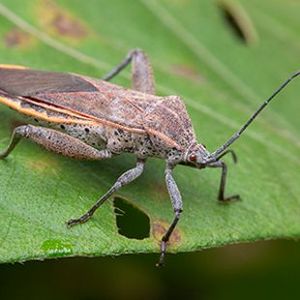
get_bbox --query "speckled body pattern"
[0,68,198,162]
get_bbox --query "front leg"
[157,163,183,267]
[208,161,240,202]
[0,125,111,160]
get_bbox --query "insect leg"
[208,161,240,202]
[157,164,183,267]
[0,125,112,160]
[102,49,155,94]
[0,126,22,159]
[67,159,145,227]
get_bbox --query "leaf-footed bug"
[0,49,298,266]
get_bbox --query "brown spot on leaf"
[170,64,205,84]
[51,12,87,38]
[4,28,33,49]
[26,156,60,172]
[152,220,182,245]
[38,0,88,41]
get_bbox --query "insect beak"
[195,149,211,168]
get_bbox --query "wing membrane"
[0,68,160,129]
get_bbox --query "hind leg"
[102,49,155,95]
[0,125,112,160]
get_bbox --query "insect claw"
[66,219,77,228]
[156,252,166,268]
[66,209,95,228]
[155,261,164,268]
[66,217,86,227]
[219,194,241,204]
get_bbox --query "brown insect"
[0,49,298,266]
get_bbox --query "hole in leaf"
[113,197,150,240]
[220,4,246,42]
[218,0,258,45]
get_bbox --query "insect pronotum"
[0,49,298,266]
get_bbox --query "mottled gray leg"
[0,125,111,160]
[208,161,240,202]
[157,163,183,267]
[67,159,145,227]
[102,48,155,94]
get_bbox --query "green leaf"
[0,0,299,263]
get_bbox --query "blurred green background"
[0,0,300,298]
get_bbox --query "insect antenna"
[207,71,300,163]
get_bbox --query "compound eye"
[189,153,197,162]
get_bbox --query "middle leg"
[67,158,146,226]
[208,161,240,202]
